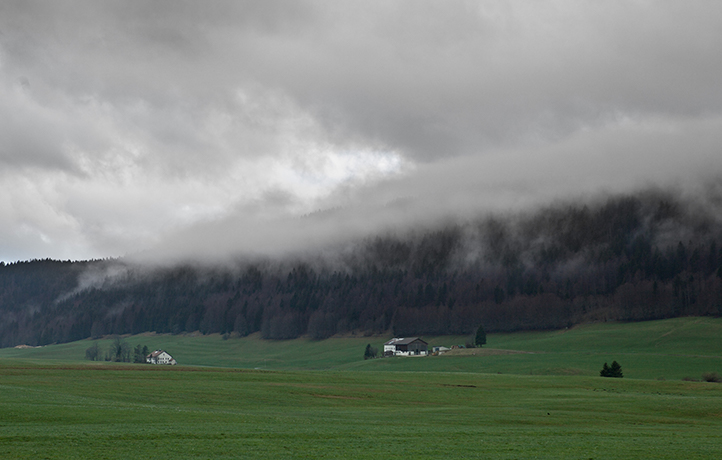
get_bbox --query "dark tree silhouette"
[600,361,623,378]
[475,325,487,347]
[364,344,378,360]
[85,342,101,361]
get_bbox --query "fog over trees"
[1,189,721,347]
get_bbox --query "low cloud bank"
[134,114,722,265]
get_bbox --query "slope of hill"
[2,317,720,381]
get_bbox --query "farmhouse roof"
[147,349,166,358]
[384,337,427,345]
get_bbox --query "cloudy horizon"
[2,1,722,263]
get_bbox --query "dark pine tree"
[475,324,487,347]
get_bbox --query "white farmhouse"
[146,350,177,365]
[383,337,428,357]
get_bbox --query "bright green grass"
[1,361,721,459]
[1,317,721,380]
[346,317,722,380]
[491,316,722,355]
[0,332,379,369]
[1,318,721,458]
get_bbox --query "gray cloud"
[1,1,722,262]
[135,112,722,265]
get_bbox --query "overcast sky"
[2,1,722,263]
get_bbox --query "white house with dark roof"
[146,350,177,365]
[383,337,428,357]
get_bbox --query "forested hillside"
[1,190,722,347]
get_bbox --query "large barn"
[383,337,428,357]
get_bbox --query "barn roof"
[384,337,427,345]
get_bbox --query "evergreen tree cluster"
[600,361,623,378]
[1,190,722,347]
[84,338,149,363]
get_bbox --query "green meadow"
[3,317,720,380]
[1,317,721,458]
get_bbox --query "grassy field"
[2,317,720,380]
[1,317,721,458]
[1,361,721,459]
[351,317,722,380]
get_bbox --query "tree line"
[1,189,721,347]
[84,337,150,363]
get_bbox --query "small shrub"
[702,372,721,383]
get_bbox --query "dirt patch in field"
[311,394,365,400]
[267,383,333,390]
[439,348,536,357]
